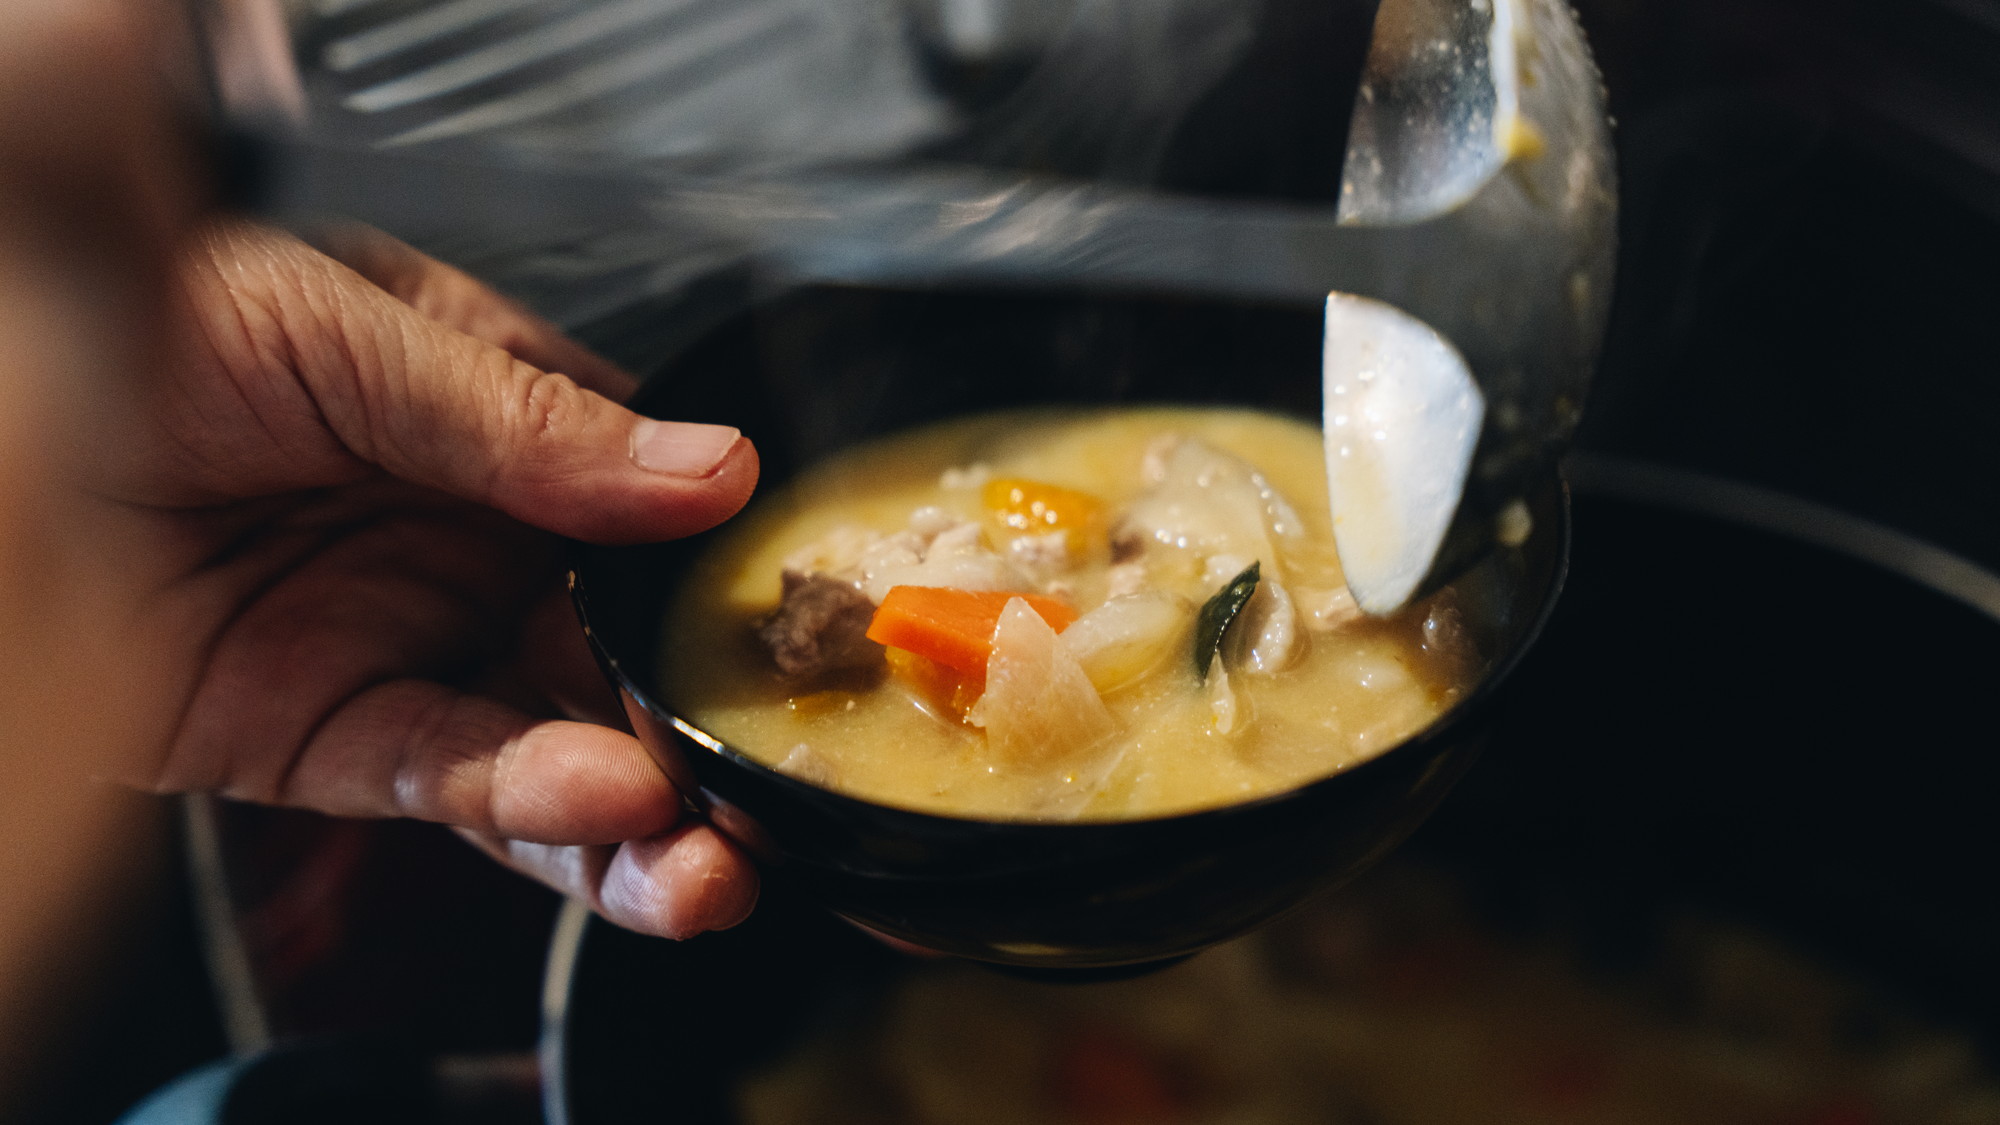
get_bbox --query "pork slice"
[757,571,885,683]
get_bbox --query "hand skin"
[0,0,211,1094]
[100,219,765,938]
[1,0,762,958]
[1,1,770,1108]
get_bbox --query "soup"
[662,407,1480,820]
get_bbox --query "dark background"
[28,0,2000,1120]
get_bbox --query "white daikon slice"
[1059,592,1192,694]
[968,598,1117,767]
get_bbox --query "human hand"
[86,219,762,939]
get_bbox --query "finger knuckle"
[513,367,583,448]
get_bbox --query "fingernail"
[709,874,759,934]
[630,420,739,477]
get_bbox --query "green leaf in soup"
[1193,561,1260,679]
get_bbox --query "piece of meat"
[776,742,839,788]
[1297,585,1363,632]
[1005,530,1075,584]
[757,571,885,683]
[1118,437,1307,565]
[781,523,886,578]
[1237,576,1301,674]
[908,505,958,539]
[856,521,1030,602]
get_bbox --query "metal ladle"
[222,0,1614,613]
[1314,0,1616,612]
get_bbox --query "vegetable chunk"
[969,598,1118,769]
[866,586,1077,675]
[1193,562,1260,678]
[1059,592,1192,694]
[983,478,1107,541]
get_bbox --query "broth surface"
[662,408,1478,819]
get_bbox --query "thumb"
[187,221,758,543]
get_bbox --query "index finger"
[311,224,638,401]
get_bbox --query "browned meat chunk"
[757,571,885,683]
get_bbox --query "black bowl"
[569,284,1569,969]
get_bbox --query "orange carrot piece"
[865,586,1077,676]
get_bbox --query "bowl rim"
[569,472,1571,834]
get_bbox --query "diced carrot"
[982,478,1107,541]
[865,586,1077,676]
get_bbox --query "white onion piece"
[968,599,1117,769]
[1059,592,1192,694]
[1122,439,1306,567]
